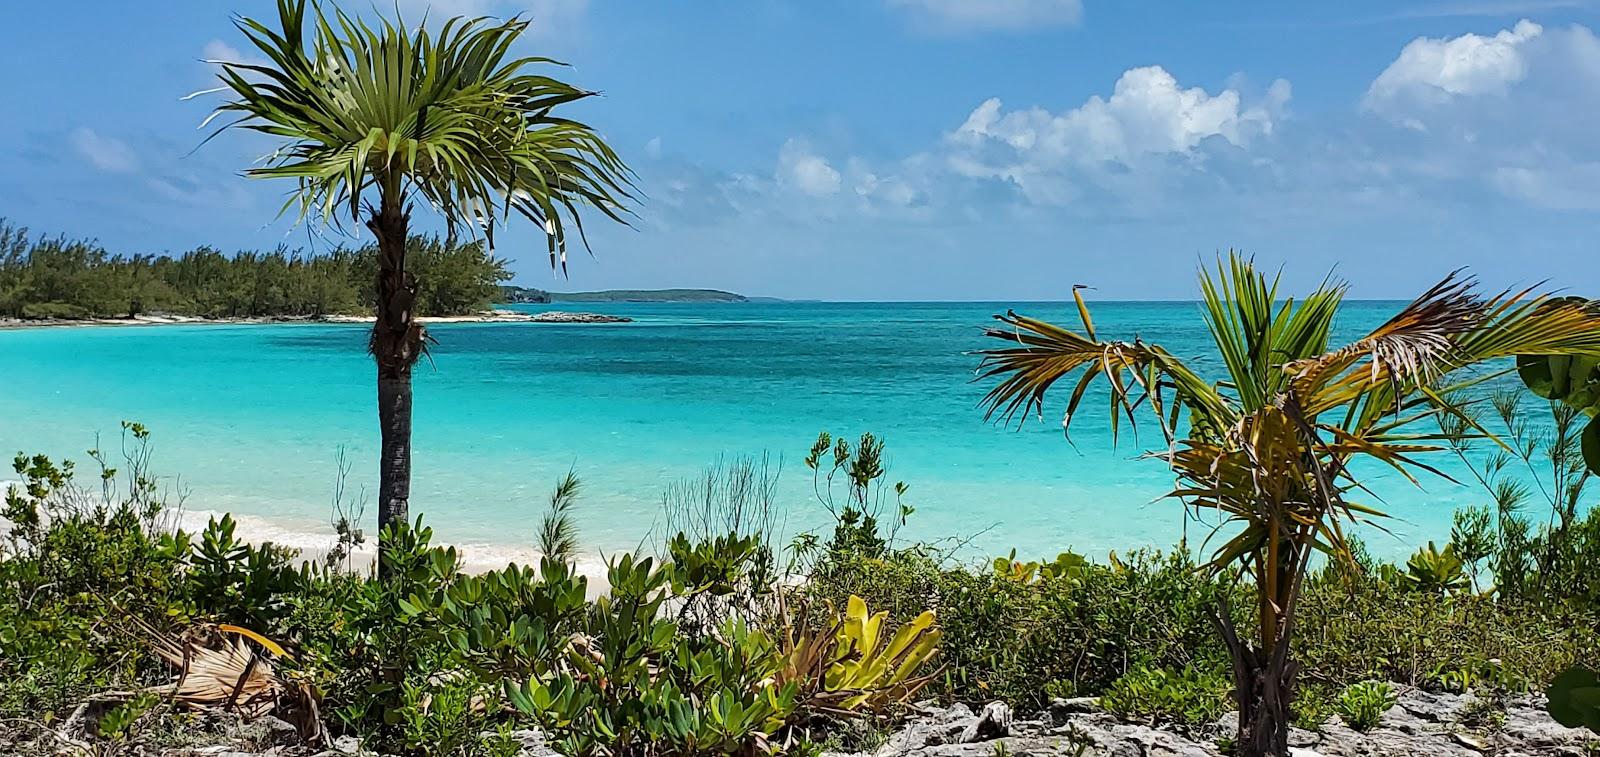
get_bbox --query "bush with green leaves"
[1335,681,1395,731]
[1295,568,1595,695]
[1099,664,1232,729]
[805,544,1232,709]
[1395,542,1469,595]
[189,513,304,629]
[1442,390,1600,608]
[504,552,801,757]
[0,426,193,718]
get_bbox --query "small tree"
[202,0,634,571]
[975,254,1600,756]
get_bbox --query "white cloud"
[887,0,1081,32]
[1493,162,1600,210]
[944,66,1289,204]
[776,139,842,196]
[1364,20,1542,123]
[952,68,1288,163]
[392,0,588,34]
[854,171,921,207]
[645,136,663,159]
[201,39,274,73]
[1354,20,1600,211]
[202,40,244,64]
[70,128,139,173]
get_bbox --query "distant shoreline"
[499,285,756,304]
[0,309,633,331]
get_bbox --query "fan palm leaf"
[201,0,634,268]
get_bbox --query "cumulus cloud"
[647,18,1600,237]
[1354,19,1600,212]
[886,0,1081,32]
[944,66,1289,204]
[69,128,139,173]
[776,139,842,196]
[1364,20,1542,125]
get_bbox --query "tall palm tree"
[200,0,634,569]
[976,254,1600,757]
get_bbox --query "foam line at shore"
[0,480,614,591]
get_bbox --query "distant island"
[500,286,751,304]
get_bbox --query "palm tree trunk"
[1214,598,1298,757]
[367,196,422,578]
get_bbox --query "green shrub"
[189,514,303,629]
[1292,684,1338,731]
[20,301,90,319]
[504,553,800,757]
[806,546,1234,708]
[1099,664,1232,728]
[1294,573,1597,693]
[1397,542,1469,595]
[1335,681,1395,731]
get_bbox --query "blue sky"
[3,1,1599,300]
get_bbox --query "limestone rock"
[853,690,1598,757]
[958,702,1013,743]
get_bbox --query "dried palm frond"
[1288,271,1481,395]
[125,617,324,743]
[131,618,282,718]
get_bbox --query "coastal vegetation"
[3,422,1599,755]
[0,220,509,320]
[973,255,1600,755]
[201,0,635,566]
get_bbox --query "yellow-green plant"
[1398,541,1469,595]
[1335,680,1395,731]
[992,550,1089,584]
[975,254,1600,757]
[778,595,941,717]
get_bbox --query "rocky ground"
[5,690,1592,756]
[834,690,1598,757]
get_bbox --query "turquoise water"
[0,301,1501,562]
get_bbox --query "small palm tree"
[201,0,633,570]
[976,254,1600,757]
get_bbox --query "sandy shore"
[0,310,631,330]
[0,480,615,593]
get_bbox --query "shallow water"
[0,300,1514,563]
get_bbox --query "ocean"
[0,300,1512,565]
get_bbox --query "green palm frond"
[976,287,1230,442]
[199,0,635,272]
[1197,253,1344,413]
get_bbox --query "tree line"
[0,220,511,319]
